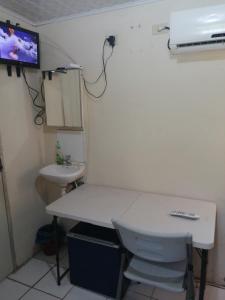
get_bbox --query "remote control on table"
[170,210,200,220]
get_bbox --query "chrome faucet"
[64,155,72,166]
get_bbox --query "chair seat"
[124,256,186,293]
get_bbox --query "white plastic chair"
[112,219,195,300]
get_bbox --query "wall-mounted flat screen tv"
[0,21,40,69]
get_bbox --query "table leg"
[53,216,61,286]
[116,250,126,300]
[199,250,208,300]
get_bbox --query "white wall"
[0,147,13,279]
[0,10,49,266]
[57,131,86,163]
[39,0,225,283]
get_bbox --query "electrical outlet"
[106,35,117,47]
[152,23,169,35]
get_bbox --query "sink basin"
[39,163,85,185]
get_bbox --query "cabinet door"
[0,161,13,281]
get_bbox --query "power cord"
[82,36,115,99]
[167,38,171,50]
[22,68,45,125]
[157,26,171,50]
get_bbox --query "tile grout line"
[15,249,69,299]
[32,287,62,299]
[6,254,166,300]
[18,286,34,300]
[61,285,74,300]
[30,263,71,299]
[34,248,72,299]
[5,278,33,300]
[7,260,56,300]
[18,265,56,300]
[6,277,31,288]
[17,287,33,300]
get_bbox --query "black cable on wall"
[82,37,115,99]
[22,68,45,126]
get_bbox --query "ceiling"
[0,0,148,25]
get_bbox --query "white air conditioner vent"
[170,5,225,53]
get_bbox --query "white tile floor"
[9,258,52,286]
[0,249,225,300]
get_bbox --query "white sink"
[39,163,85,185]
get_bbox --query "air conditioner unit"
[169,5,225,54]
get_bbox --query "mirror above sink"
[44,69,83,130]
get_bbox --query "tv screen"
[0,21,40,68]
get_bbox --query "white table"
[118,192,216,250]
[47,184,141,228]
[46,184,216,300]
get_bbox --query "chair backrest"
[112,219,192,263]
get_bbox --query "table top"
[118,192,216,250]
[46,184,140,228]
[46,184,216,250]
